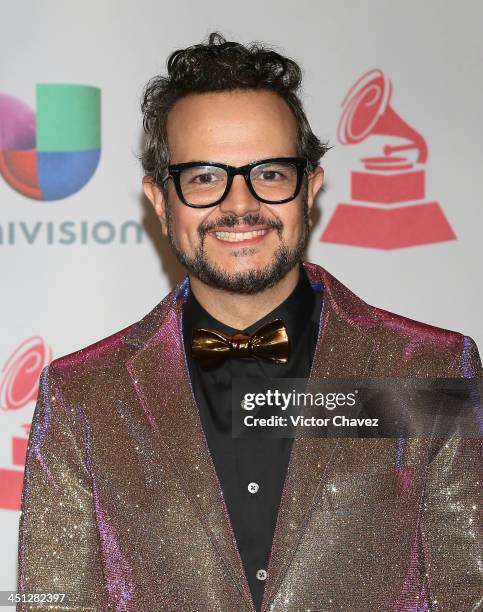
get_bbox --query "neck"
[188,264,301,330]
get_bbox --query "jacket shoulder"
[303,261,481,376]
[372,304,462,343]
[47,320,137,382]
[47,278,184,378]
[368,304,481,377]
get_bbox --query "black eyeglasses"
[161,157,309,208]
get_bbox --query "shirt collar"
[182,261,316,350]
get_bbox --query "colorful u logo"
[0,84,101,201]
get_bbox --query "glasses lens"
[179,165,227,206]
[250,161,299,202]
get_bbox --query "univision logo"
[0,83,101,201]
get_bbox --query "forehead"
[166,89,298,164]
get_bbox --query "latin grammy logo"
[0,424,30,511]
[0,336,51,510]
[321,69,456,249]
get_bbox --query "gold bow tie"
[191,318,290,369]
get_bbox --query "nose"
[218,174,261,216]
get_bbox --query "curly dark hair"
[140,31,329,190]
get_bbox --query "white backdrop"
[1,0,482,599]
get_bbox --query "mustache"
[199,213,283,236]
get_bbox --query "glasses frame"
[161,157,309,208]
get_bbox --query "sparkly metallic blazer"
[18,261,482,612]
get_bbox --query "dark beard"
[164,193,310,295]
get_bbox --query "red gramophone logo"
[321,69,456,249]
[0,337,52,510]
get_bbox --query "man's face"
[144,89,324,294]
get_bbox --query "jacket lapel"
[261,262,381,611]
[124,278,255,611]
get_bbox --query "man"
[18,32,481,611]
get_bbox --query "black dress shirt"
[182,262,323,611]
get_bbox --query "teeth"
[214,229,268,242]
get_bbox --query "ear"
[143,176,168,236]
[306,166,324,227]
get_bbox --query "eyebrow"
[171,157,295,166]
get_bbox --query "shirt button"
[247,482,259,494]
[256,569,267,581]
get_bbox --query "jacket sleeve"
[421,336,483,611]
[17,364,107,611]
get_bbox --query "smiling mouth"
[211,228,270,242]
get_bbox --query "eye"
[259,170,284,181]
[251,162,295,183]
[181,166,226,188]
[190,172,218,184]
